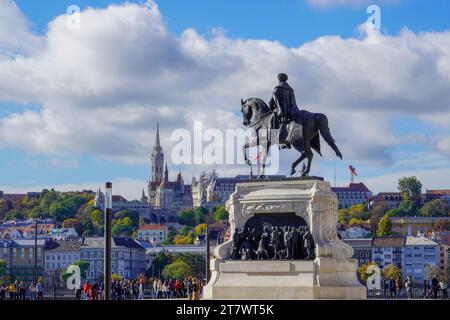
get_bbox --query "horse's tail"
[316,113,343,159]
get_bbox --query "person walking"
[29,283,36,300]
[36,281,43,300]
[395,278,403,299]
[404,275,413,299]
[439,278,448,300]
[191,278,201,300]
[431,276,439,299]
[138,279,144,300]
[83,281,91,300]
[7,282,16,300]
[389,278,397,299]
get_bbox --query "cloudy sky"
[0,0,449,200]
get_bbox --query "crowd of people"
[0,280,43,300]
[73,276,204,300]
[151,277,204,300]
[387,275,448,299]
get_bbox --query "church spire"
[155,121,160,146]
[164,162,169,182]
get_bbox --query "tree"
[162,227,177,245]
[60,260,90,281]
[369,202,389,231]
[377,214,392,237]
[178,209,195,226]
[398,176,422,202]
[420,199,450,217]
[425,265,448,281]
[0,259,6,277]
[195,223,207,236]
[348,218,364,227]
[357,262,379,283]
[162,260,193,279]
[382,264,402,280]
[91,209,104,225]
[348,203,369,220]
[433,219,450,232]
[193,207,206,225]
[213,205,229,222]
[338,209,350,224]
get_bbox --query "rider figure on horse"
[268,73,299,149]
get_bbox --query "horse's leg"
[242,143,251,166]
[258,140,269,179]
[302,149,313,176]
[291,153,307,176]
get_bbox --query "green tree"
[369,202,389,231]
[162,260,193,279]
[348,203,368,220]
[388,200,419,217]
[357,262,379,283]
[338,209,350,224]
[178,209,195,226]
[162,227,177,245]
[348,218,364,227]
[91,209,104,225]
[420,199,449,217]
[60,260,90,281]
[398,176,422,202]
[382,264,402,280]
[195,223,207,236]
[377,214,392,237]
[0,259,6,277]
[213,205,229,222]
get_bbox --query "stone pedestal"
[203,178,366,300]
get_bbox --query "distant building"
[137,224,167,245]
[44,240,81,280]
[372,192,403,209]
[147,122,192,210]
[340,227,371,239]
[80,237,146,281]
[425,189,450,203]
[390,217,450,236]
[372,237,406,270]
[331,182,372,209]
[192,171,284,208]
[0,239,46,282]
[0,191,40,203]
[342,238,372,266]
[403,236,438,282]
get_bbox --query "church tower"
[151,122,164,183]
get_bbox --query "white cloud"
[0,1,449,185]
[307,0,400,9]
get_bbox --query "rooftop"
[406,236,438,246]
[372,237,406,247]
[139,224,167,231]
[332,182,371,193]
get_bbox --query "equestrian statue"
[241,73,342,178]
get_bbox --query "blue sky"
[1,0,450,199]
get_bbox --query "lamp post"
[104,182,112,300]
[205,225,210,283]
[34,217,38,285]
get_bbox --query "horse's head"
[241,98,253,126]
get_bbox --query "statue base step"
[203,258,366,300]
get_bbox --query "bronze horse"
[241,98,342,178]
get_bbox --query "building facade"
[0,239,46,282]
[44,240,81,274]
[391,217,450,236]
[137,224,167,245]
[80,237,146,281]
[331,182,373,209]
[372,237,405,270]
[403,236,439,282]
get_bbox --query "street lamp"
[205,225,210,283]
[104,182,112,300]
